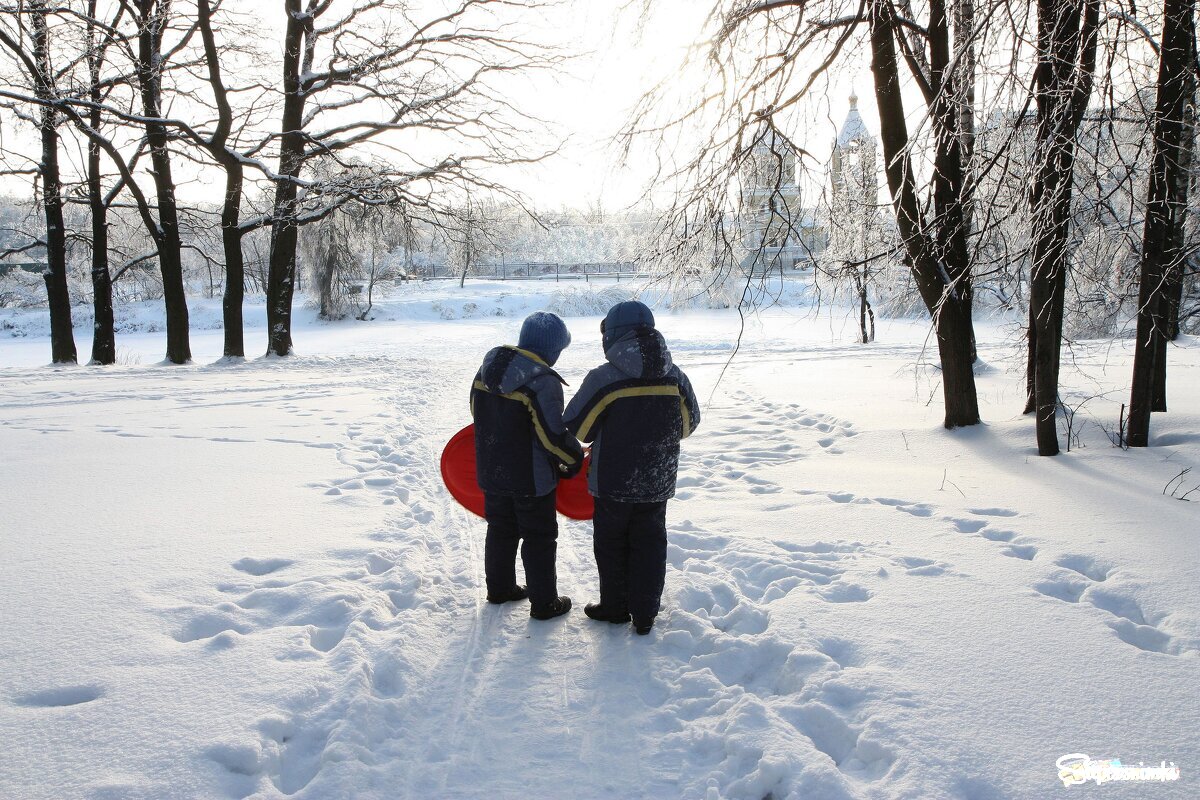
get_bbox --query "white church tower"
[828,92,881,258]
[825,93,891,343]
[739,124,805,273]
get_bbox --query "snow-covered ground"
[1,281,1197,799]
[0,273,813,341]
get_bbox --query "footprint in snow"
[781,701,898,781]
[1000,542,1039,560]
[968,507,1019,518]
[979,528,1016,543]
[365,553,395,575]
[815,636,863,669]
[173,609,252,643]
[12,685,105,708]
[232,556,294,576]
[257,716,329,795]
[870,496,936,518]
[947,516,988,534]
[1033,560,1189,655]
[818,582,873,603]
[1055,553,1111,582]
[204,742,262,778]
[1032,576,1089,603]
[891,555,952,577]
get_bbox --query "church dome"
[836,93,873,148]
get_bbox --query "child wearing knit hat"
[564,301,701,635]
[469,312,582,620]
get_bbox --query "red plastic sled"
[440,424,594,520]
[554,450,594,521]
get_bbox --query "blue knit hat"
[602,300,655,351]
[518,311,571,366]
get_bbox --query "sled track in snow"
[142,356,488,795]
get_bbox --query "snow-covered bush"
[545,285,634,316]
[0,269,46,308]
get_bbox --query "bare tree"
[624,0,997,427]
[2,2,219,364]
[27,0,278,361]
[79,0,129,364]
[125,0,190,364]
[193,0,275,359]
[0,0,78,363]
[302,208,358,321]
[453,196,499,288]
[262,0,555,356]
[866,0,980,427]
[1128,0,1197,446]
[1024,0,1100,455]
[954,0,979,357]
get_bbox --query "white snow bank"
[0,273,828,344]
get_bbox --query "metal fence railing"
[416,262,640,283]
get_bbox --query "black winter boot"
[530,596,572,620]
[633,616,654,635]
[585,603,631,624]
[487,585,528,605]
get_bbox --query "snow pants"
[483,490,559,608]
[592,497,668,621]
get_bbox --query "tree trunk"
[1164,256,1186,345]
[86,12,115,366]
[1025,0,1099,455]
[1022,324,1036,414]
[221,165,246,357]
[1152,30,1196,407]
[1028,137,1073,456]
[1164,29,1197,346]
[854,270,874,343]
[265,0,311,357]
[87,119,115,365]
[39,116,76,365]
[135,0,190,364]
[868,0,980,427]
[953,0,978,364]
[1128,0,1196,446]
[32,2,77,364]
[860,282,869,343]
[359,242,375,321]
[316,229,337,319]
[936,293,979,425]
[196,0,245,358]
[867,293,876,342]
[954,0,976,229]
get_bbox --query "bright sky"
[507,0,878,210]
[0,0,877,213]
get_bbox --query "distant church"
[737,95,885,275]
[738,125,821,274]
[826,93,887,267]
[830,94,877,223]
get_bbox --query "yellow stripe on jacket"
[574,384,693,443]
[472,379,578,465]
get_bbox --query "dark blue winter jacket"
[563,327,700,503]
[471,345,583,498]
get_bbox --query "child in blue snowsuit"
[471,312,582,620]
[564,301,700,634]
